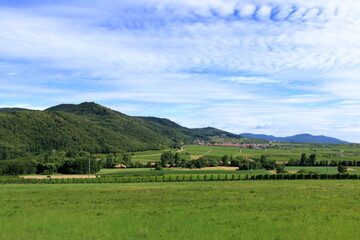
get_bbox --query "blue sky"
[1,0,360,142]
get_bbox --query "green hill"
[192,127,241,138]
[46,102,203,148]
[0,102,216,160]
[1,102,267,162]
[0,110,153,159]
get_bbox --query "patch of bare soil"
[201,166,238,170]
[21,175,97,179]
[190,155,201,160]
[176,166,238,171]
[268,170,276,174]
[347,168,357,171]
[176,148,185,152]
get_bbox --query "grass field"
[285,166,360,174]
[130,144,360,164]
[97,166,360,176]
[1,181,360,239]
[98,167,269,175]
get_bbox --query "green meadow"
[1,181,360,240]
[97,166,360,176]
[130,144,360,163]
[98,168,269,176]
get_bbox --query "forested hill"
[1,102,240,160]
[192,127,241,138]
[46,102,209,147]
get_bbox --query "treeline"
[1,172,360,184]
[157,152,358,174]
[286,153,360,166]
[157,152,285,172]
[0,150,135,175]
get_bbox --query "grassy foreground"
[1,181,360,240]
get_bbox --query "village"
[194,139,274,149]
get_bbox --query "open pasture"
[1,181,360,239]
[182,144,360,163]
[98,167,269,176]
[98,166,360,176]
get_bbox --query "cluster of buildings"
[194,140,272,149]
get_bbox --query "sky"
[1,0,360,142]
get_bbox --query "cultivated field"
[98,167,269,176]
[130,144,360,164]
[97,166,360,176]
[1,181,360,239]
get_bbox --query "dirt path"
[234,150,242,157]
[191,149,214,160]
[347,168,358,171]
[176,166,238,171]
[176,147,185,153]
[134,148,185,157]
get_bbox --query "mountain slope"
[46,102,203,147]
[240,133,349,143]
[0,110,158,159]
[1,102,218,159]
[192,127,241,138]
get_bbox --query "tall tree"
[300,153,307,166]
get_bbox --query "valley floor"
[1,181,360,239]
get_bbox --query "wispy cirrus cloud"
[1,0,360,141]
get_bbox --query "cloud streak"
[1,0,360,141]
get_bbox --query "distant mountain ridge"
[240,133,349,143]
[0,107,31,112]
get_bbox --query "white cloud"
[239,4,256,17]
[1,0,360,141]
[221,76,278,84]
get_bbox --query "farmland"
[1,181,360,239]
[98,167,270,176]
[97,166,360,176]
[129,144,360,164]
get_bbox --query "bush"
[276,165,286,174]
[155,162,163,170]
[338,165,347,173]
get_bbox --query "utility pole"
[88,158,91,177]
[327,160,329,179]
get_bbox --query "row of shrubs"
[1,173,360,184]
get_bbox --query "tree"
[154,162,163,170]
[300,153,307,166]
[276,164,286,174]
[238,160,250,170]
[260,155,267,164]
[160,152,174,167]
[122,153,132,167]
[174,153,181,167]
[337,165,347,173]
[308,154,316,166]
[58,156,101,174]
[221,155,229,166]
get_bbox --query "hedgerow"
[1,173,360,184]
